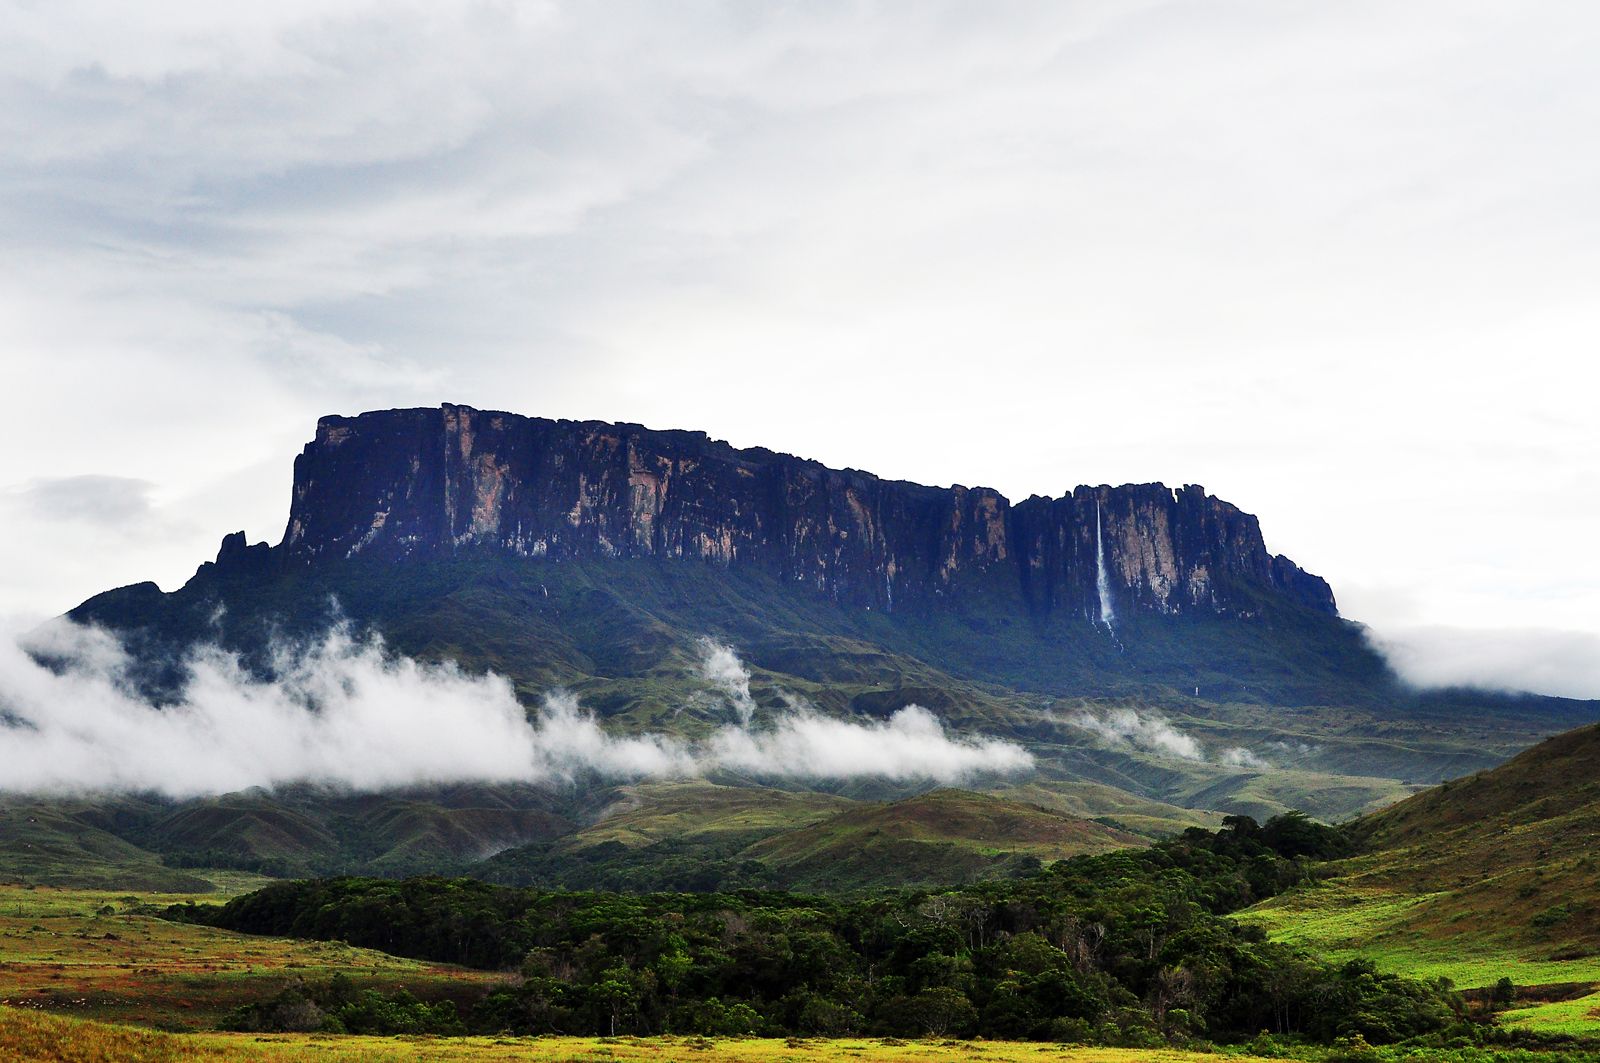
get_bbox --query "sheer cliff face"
[278,404,1335,619]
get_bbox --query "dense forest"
[164,813,1493,1047]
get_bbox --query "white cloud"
[0,623,1031,797]
[1218,746,1270,770]
[708,704,1032,782]
[1366,624,1600,701]
[1069,706,1274,769]
[1070,707,1204,762]
[698,637,757,727]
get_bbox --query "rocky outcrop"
[252,404,1334,620]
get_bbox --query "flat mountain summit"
[273,403,1335,618]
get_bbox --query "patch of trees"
[222,973,464,1035]
[167,813,1458,1045]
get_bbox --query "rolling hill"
[739,788,1142,890]
[1240,720,1600,992]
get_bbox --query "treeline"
[167,812,1459,1045]
[223,974,464,1036]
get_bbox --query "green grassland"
[1501,989,1600,1036]
[565,781,855,848]
[0,1007,1292,1063]
[1237,723,1600,1044]
[461,785,1159,891]
[739,788,1139,890]
[0,801,218,891]
[0,879,498,1031]
[1238,879,1600,990]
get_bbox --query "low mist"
[0,623,1031,798]
[1070,706,1271,770]
[1365,624,1600,701]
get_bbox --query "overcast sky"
[2,1,1597,697]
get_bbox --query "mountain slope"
[1240,721,1600,989]
[471,785,1144,892]
[741,789,1142,890]
[0,801,212,891]
[23,403,1600,885]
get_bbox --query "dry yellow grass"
[0,1006,1266,1063]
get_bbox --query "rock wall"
[266,404,1335,618]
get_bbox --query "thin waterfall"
[1095,499,1116,628]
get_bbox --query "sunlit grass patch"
[1502,990,1600,1037]
[1237,880,1600,989]
[0,882,498,1030]
[0,1008,1282,1063]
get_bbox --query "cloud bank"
[0,624,1030,798]
[1365,625,1600,701]
[695,640,1032,781]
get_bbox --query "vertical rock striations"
[270,404,1335,621]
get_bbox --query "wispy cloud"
[1069,706,1272,770]
[10,475,156,525]
[1070,706,1204,762]
[698,636,757,727]
[1218,746,1269,770]
[695,639,1031,781]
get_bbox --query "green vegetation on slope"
[740,789,1141,891]
[1239,722,1600,999]
[0,879,497,1031]
[71,553,1596,830]
[0,1007,1305,1063]
[478,786,1144,893]
[0,801,214,892]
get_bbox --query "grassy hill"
[0,878,497,1031]
[1240,722,1600,997]
[1,787,575,886]
[0,801,213,892]
[477,785,1147,891]
[3,783,1146,895]
[564,780,855,848]
[741,789,1142,890]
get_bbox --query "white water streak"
[1095,499,1116,628]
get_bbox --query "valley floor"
[8,876,1600,1061]
[0,1009,1274,1063]
[0,880,497,1031]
